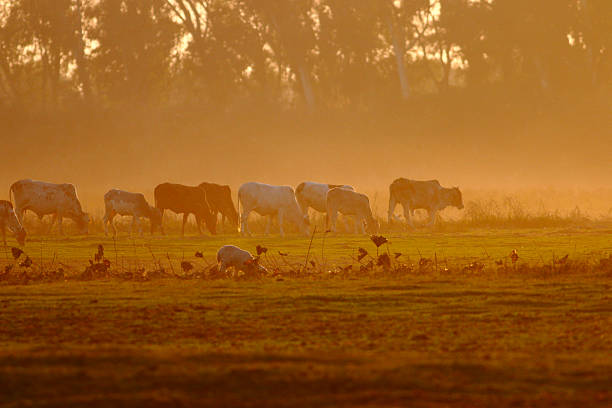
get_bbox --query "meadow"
[1,221,612,407]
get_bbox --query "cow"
[9,179,90,235]
[216,245,267,278]
[153,183,216,236]
[326,187,378,234]
[238,182,309,237]
[0,200,26,246]
[295,181,354,215]
[103,189,162,236]
[388,178,464,227]
[198,182,239,230]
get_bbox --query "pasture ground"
[1,229,611,407]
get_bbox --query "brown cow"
[154,183,216,236]
[198,182,239,229]
[388,178,463,227]
[0,200,26,246]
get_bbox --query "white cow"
[10,179,90,235]
[0,200,26,246]
[217,245,268,278]
[103,189,162,236]
[326,187,378,234]
[295,181,354,214]
[238,182,309,236]
[295,181,355,231]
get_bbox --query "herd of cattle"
[0,178,464,246]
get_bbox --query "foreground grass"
[1,275,611,407]
[4,227,612,273]
[1,229,611,407]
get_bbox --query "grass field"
[1,228,611,407]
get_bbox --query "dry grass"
[1,275,611,407]
[1,228,611,406]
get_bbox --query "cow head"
[366,217,380,234]
[440,187,463,211]
[149,207,163,234]
[221,185,239,226]
[200,206,217,235]
[15,228,27,246]
[451,187,464,210]
[2,204,26,245]
[243,257,268,277]
[299,214,310,235]
[226,206,239,227]
[74,212,90,234]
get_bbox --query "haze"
[0,0,610,213]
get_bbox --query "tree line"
[0,0,610,114]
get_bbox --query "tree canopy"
[0,0,609,113]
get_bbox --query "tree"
[249,0,317,110]
[167,0,269,108]
[88,0,179,106]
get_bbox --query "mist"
[0,0,610,213]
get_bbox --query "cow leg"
[104,210,116,236]
[137,216,143,236]
[265,215,273,235]
[105,212,116,236]
[38,213,47,234]
[403,203,415,228]
[353,216,360,234]
[159,209,166,235]
[278,210,285,237]
[55,214,64,235]
[48,214,57,234]
[195,214,205,236]
[133,216,143,236]
[103,211,110,236]
[340,215,351,233]
[240,209,251,236]
[328,210,338,233]
[110,213,117,236]
[388,195,397,224]
[217,261,227,277]
[427,208,437,227]
[181,213,189,237]
[212,211,219,230]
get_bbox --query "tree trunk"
[50,43,61,107]
[296,62,315,111]
[41,48,49,110]
[0,55,21,106]
[74,0,93,101]
[387,16,410,100]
